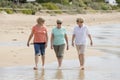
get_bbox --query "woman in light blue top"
[51,19,69,69]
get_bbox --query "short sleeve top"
[52,27,66,45]
[32,25,47,43]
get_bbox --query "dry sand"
[0,12,120,67]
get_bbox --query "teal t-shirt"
[52,27,66,45]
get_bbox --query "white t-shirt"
[73,25,90,45]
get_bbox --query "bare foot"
[80,66,84,70]
[33,67,38,70]
[42,66,45,69]
[58,67,62,69]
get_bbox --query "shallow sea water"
[0,55,120,80]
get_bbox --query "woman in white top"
[72,18,93,70]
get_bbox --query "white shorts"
[76,45,86,54]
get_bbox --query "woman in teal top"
[51,19,69,69]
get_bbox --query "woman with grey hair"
[51,19,69,69]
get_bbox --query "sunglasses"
[57,23,62,24]
[77,21,83,23]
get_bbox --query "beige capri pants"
[76,45,86,54]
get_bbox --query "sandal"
[33,67,38,70]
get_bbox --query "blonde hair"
[76,18,84,23]
[37,17,45,24]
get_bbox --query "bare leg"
[34,55,39,69]
[57,57,63,68]
[79,54,84,70]
[41,55,45,67]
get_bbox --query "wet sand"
[0,12,120,80]
[0,54,120,80]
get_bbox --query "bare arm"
[65,34,69,50]
[72,34,75,47]
[88,34,93,46]
[50,33,54,49]
[45,32,48,48]
[27,31,33,47]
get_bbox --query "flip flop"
[33,67,38,70]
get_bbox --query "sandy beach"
[0,12,120,67]
[0,12,120,80]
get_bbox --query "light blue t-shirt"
[52,27,66,45]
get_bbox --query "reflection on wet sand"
[34,69,45,80]
[0,55,120,80]
[54,69,63,79]
[79,70,85,80]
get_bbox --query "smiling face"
[77,21,83,27]
[57,22,62,28]
[56,19,62,28]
